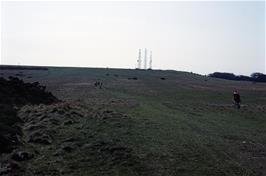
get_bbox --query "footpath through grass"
[107,83,266,176]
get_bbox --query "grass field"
[1,67,266,176]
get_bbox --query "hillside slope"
[0,66,266,176]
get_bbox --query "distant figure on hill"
[94,81,103,89]
[94,81,99,87]
[233,90,241,109]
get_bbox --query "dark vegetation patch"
[209,72,266,83]
[105,73,119,77]
[0,76,58,105]
[128,77,138,80]
[15,73,24,77]
[0,76,58,153]
[11,150,34,161]
[0,65,48,70]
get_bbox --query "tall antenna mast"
[137,49,142,69]
[149,51,152,69]
[144,48,147,70]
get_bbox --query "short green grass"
[10,67,266,176]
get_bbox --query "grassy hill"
[0,66,266,176]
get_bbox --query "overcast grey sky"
[1,1,265,75]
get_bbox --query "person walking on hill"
[233,90,241,109]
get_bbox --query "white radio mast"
[137,49,142,69]
[149,51,152,69]
[144,48,147,69]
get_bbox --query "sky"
[1,1,265,75]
